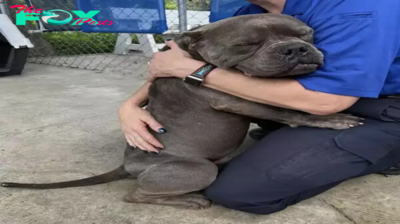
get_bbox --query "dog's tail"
[1,165,130,189]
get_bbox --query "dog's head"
[173,14,324,77]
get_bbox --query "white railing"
[113,10,210,57]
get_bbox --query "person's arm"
[170,59,358,115]
[203,69,358,115]
[171,2,399,115]
[119,81,167,153]
[121,82,151,108]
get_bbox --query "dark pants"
[204,98,400,215]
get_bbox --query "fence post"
[177,0,188,32]
[0,0,10,16]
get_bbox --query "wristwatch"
[183,63,216,87]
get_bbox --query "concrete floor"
[1,63,400,224]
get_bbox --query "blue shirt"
[233,0,400,98]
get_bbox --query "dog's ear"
[178,29,204,51]
[182,30,203,39]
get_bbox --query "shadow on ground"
[1,64,399,224]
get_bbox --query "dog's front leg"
[209,94,364,130]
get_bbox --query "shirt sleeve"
[295,3,400,98]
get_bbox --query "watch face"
[195,64,214,77]
[184,76,202,87]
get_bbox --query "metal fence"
[4,0,211,78]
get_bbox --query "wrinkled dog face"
[176,14,324,77]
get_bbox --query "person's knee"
[204,180,289,215]
[204,182,233,208]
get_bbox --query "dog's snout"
[280,43,309,59]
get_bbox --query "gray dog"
[2,14,364,209]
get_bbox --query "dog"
[1,14,364,209]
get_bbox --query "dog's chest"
[148,78,211,113]
[145,78,249,158]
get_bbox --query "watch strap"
[184,63,216,87]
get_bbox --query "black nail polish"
[157,147,164,150]
[142,150,150,154]
[158,128,167,133]
[150,151,160,155]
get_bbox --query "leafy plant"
[165,0,178,9]
[42,32,118,55]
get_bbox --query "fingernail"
[150,151,160,155]
[157,147,164,150]
[142,150,150,154]
[158,128,167,133]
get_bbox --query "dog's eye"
[232,41,260,47]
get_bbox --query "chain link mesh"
[5,0,211,77]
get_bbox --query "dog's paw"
[180,197,212,210]
[287,113,365,130]
[306,113,365,130]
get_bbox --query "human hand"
[118,100,166,154]
[147,40,206,83]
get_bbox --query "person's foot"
[248,128,271,140]
[377,162,400,176]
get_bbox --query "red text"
[75,18,113,26]
[10,5,42,14]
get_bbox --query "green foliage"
[42,32,119,55]
[165,0,178,9]
[164,0,210,11]
[42,32,166,56]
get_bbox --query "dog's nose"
[281,43,309,59]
